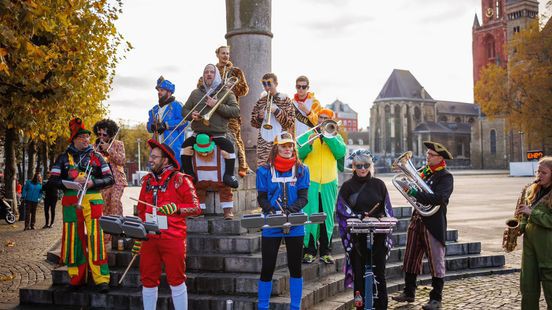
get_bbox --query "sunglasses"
[296,85,308,90]
[261,80,273,87]
[355,164,370,170]
[98,133,109,137]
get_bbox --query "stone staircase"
[19,175,516,309]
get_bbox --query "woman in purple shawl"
[336,150,393,310]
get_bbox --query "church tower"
[472,0,507,87]
[472,0,539,87]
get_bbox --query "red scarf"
[274,155,297,172]
[420,160,446,180]
[294,92,310,103]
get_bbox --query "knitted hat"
[68,118,91,142]
[193,134,215,153]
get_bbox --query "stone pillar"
[226,0,272,171]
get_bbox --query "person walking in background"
[42,172,58,228]
[22,172,43,230]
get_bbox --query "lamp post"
[137,138,142,171]
[518,131,524,162]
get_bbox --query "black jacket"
[412,169,454,245]
[49,145,114,191]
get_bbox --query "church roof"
[413,122,471,135]
[326,99,358,115]
[436,101,480,116]
[375,69,433,102]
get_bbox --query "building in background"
[471,0,539,168]
[326,99,358,132]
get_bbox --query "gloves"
[159,203,178,215]
[156,122,167,134]
[407,187,418,197]
[286,204,302,214]
[132,240,142,255]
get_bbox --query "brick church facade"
[471,0,539,168]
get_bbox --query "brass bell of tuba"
[391,151,440,217]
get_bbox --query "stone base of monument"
[21,204,516,309]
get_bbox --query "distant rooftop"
[375,69,433,102]
[326,99,357,116]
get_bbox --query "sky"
[105,0,548,129]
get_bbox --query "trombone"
[263,93,274,130]
[166,76,239,147]
[296,120,341,148]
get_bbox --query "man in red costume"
[132,139,201,310]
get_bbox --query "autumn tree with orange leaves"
[475,18,552,153]
[0,0,130,207]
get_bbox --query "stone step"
[313,265,520,310]
[22,262,517,309]
[53,241,483,295]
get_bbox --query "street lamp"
[137,138,142,171]
[518,131,524,162]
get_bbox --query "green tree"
[475,19,552,151]
[0,0,130,206]
[119,123,151,170]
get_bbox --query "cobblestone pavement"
[387,271,548,309]
[0,203,62,309]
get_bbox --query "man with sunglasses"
[197,46,252,177]
[293,75,322,137]
[48,118,114,293]
[392,141,454,310]
[250,73,295,166]
[298,108,346,265]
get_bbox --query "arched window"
[490,129,497,155]
[468,117,475,124]
[484,35,496,60]
[438,115,447,123]
[455,117,461,123]
[414,106,421,121]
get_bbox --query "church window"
[486,36,496,60]
[438,115,447,123]
[455,117,461,123]
[490,129,497,155]
[468,117,475,124]
[414,107,421,121]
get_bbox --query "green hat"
[193,134,215,153]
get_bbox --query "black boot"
[392,272,416,302]
[223,158,238,188]
[429,277,444,302]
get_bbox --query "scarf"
[274,155,296,172]
[202,64,222,96]
[158,95,175,107]
[152,165,174,181]
[419,160,447,181]
[294,92,311,103]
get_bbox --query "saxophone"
[502,181,535,252]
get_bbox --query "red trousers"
[139,238,186,287]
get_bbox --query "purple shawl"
[336,193,394,288]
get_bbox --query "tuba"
[502,181,535,252]
[391,151,439,217]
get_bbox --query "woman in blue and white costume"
[256,131,310,310]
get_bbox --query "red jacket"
[137,168,201,239]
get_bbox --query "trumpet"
[263,93,274,130]
[296,120,341,148]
